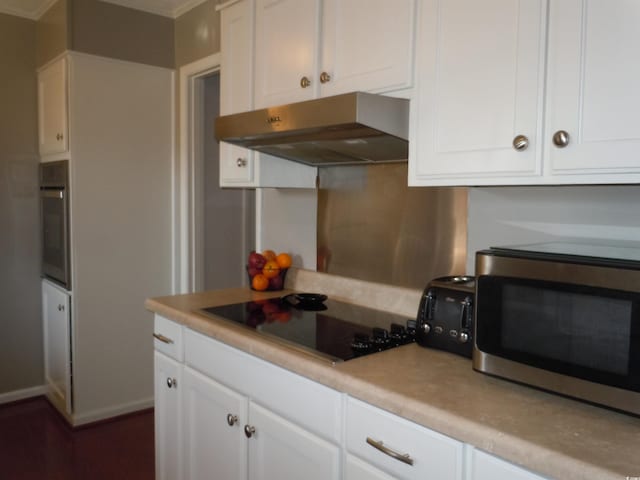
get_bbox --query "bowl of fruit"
[247,249,292,291]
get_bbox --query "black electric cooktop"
[201,295,415,364]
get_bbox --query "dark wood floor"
[0,396,155,480]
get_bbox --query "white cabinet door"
[42,279,72,414]
[254,0,320,108]
[248,402,340,480]
[545,0,640,179]
[470,449,548,480]
[410,0,547,186]
[320,0,416,97]
[220,0,255,185]
[183,367,248,480]
[155,351,183,480]
[345,454,397,480]
[38,57,69,156]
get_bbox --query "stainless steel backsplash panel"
[317,164,468,289]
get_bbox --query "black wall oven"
[40,161,70,289]
[474,242,640,416]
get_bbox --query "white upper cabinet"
[410,0,546,186]
[544,0,640,180]
[320,0,416,97]
[220,0,256,185]
[254,0,321,108]
[410,0,640,186]
[38,56,69,156]
[254,0,415,108]
[219,0,317,188]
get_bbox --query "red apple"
[268,274,284,290]
[247,266,262,277]
[248,251,266,269]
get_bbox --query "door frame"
[176,53,221,293]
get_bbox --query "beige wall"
[0,13,42,395]
[35,0,69,67]
[36,0,175,69]
[175,0,220,67]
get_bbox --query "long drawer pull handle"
[366,437,414,466]
[153,333,174,344]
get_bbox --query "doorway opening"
[177,54,255,293]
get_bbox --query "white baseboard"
[71,396,154,426]
[0,385,47,405]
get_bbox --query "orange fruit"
[275,252,292,269]
[262,249,277,261]
[251,274,269,291]
[262,260,280,279]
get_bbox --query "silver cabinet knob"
[552,130,570,148]
[166,377,177,389]
[57,304,65,312]
[56,133,64,141]
[319,71,331,84]
[226,414,238,426]
[236,158,247,167]
[512,135,529,151]
[244,424,256,438]
[300,76,311,88]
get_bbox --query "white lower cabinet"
[154,351,183,480]
[42,279,72,415]
[248,402,340,480]
[183,366,247,479]
[346,397,463,480]
[469,449,548,480]
[153,315,549,480]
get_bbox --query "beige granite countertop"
[146,269,640,480]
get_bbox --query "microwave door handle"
[40,189,65,199]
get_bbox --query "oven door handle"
[40,189,65,199]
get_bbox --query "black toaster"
[416,275,475,358]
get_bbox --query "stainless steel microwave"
[474,242,640,416]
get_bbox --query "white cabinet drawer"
[346,397,463,480]
[153,315,183,361]
[185,327,342,444]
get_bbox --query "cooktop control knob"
[389,323,408,346]
[459,330,470,344]
[372,327,391,351]
[351,333,372,356]
[421,322,431,335]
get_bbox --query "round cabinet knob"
[236,158,247,168]
[319,71,331,84]
[512,135,529,151]
[300,76,311,88]
[166,377,177,389]
[244,425,256,438]
[552,130,570,148]
[459,331,469,344]
[56,133,64,141]
[226,414,238,426]
[57,304,65,312]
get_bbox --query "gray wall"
[71,0,174,68]
[467,186,640,273]
[36,0,175,69]
[0,13,42,394]
[35,0,69,67]
[175,0,220,68]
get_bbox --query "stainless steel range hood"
[214,92,409,167]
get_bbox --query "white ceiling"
[0,0,207,20]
